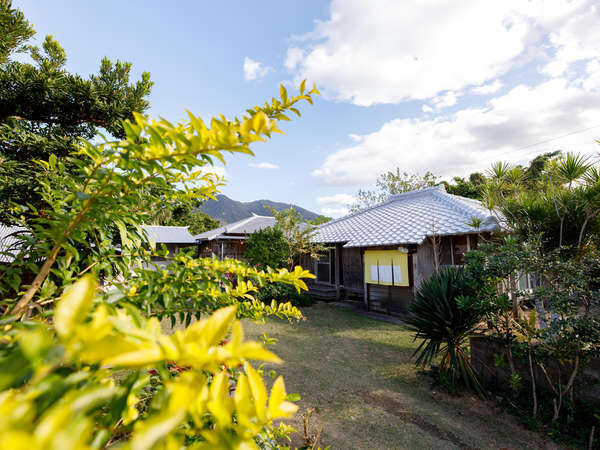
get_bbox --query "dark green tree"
[0,1,152,222]
[150,199,221,235]
[244,226,289,270]
[307,215,331,225]
[443,172,485,199]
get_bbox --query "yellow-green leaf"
[54,275,96,338]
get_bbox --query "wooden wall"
[341,247,363,290]
[198,240,245,260]
[367,285,413,314]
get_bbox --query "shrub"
[0,276,300,448]
[406,266,483,394]
[257,281,316,308]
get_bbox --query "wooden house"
[195,214,277,259]
[309,186,500,314]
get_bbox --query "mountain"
[200,195,321,224]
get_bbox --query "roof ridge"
[432,190,490,220]
[317,185,447,230]
[386,184,446,202]
[225,215,258,232]
[143,225,190,229]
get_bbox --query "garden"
[1,2,599,449]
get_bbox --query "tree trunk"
[11,244,62,318]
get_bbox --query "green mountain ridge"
[200,194,321,224]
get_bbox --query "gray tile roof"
[0,224,26,263]
[142,225,197,244]
[195,214,276,241]
[313,185,500,248]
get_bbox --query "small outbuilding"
[195,214,276,260]
[142,225,197,267]
[310,185,500,314]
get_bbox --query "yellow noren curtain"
[364,250,409,286]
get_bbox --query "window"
[316,249,334,283]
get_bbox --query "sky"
[14,0,600,217]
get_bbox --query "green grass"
[243,303,561,449]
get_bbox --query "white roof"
[313,185,499,248]
[0,224,26,263]
[195,214,276,241]
[142,225,197,244]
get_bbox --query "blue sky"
[14,1,600,217]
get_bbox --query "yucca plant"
[406,266,484,395]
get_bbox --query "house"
[142,225,197,267]
[195,214,276,259]
[309,185,500,314]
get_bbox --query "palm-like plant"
[406,267,484,394]
[556,152,591,188]
[505,166,525,192]
[487,161,511,180]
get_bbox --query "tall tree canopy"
[350,169,438,211]
[0,0,152,221]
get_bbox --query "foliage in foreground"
[406,266,483,394]
[1,5,321,444]
[0,276,299,449]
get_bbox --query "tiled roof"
[142,225,197,244]
[312,185,500,248]
[195,214,276,241]
[0,224,26,263]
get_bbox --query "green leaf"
[54,275,96,338]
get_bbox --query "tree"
[443,172,485,199]
[268,206,324,271]
[308,215,332,225]
[483,151,600,251]
[350,170,439,211]
[0,1,153,222]
[244,226,289,270]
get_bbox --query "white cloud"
[312,76,600,185]
[320,207,350,218]
[543,4,600,76]
[285,0,596,106]
[427,91,459,111]
[284,47,305,70]
[249,162,279,169]
[243,57,271,81]
[316,193,355,206]
[473,80,504,95]
[348,133,362,142]
[316,193,355,217]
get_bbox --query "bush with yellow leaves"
[0,275,299,449]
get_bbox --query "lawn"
[243,303,561,449]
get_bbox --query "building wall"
[309,234,484,314]
[198,240,245,260]
[341,247,363,290]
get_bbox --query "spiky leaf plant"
[407,266,484,394]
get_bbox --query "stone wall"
[470,336,600,403]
